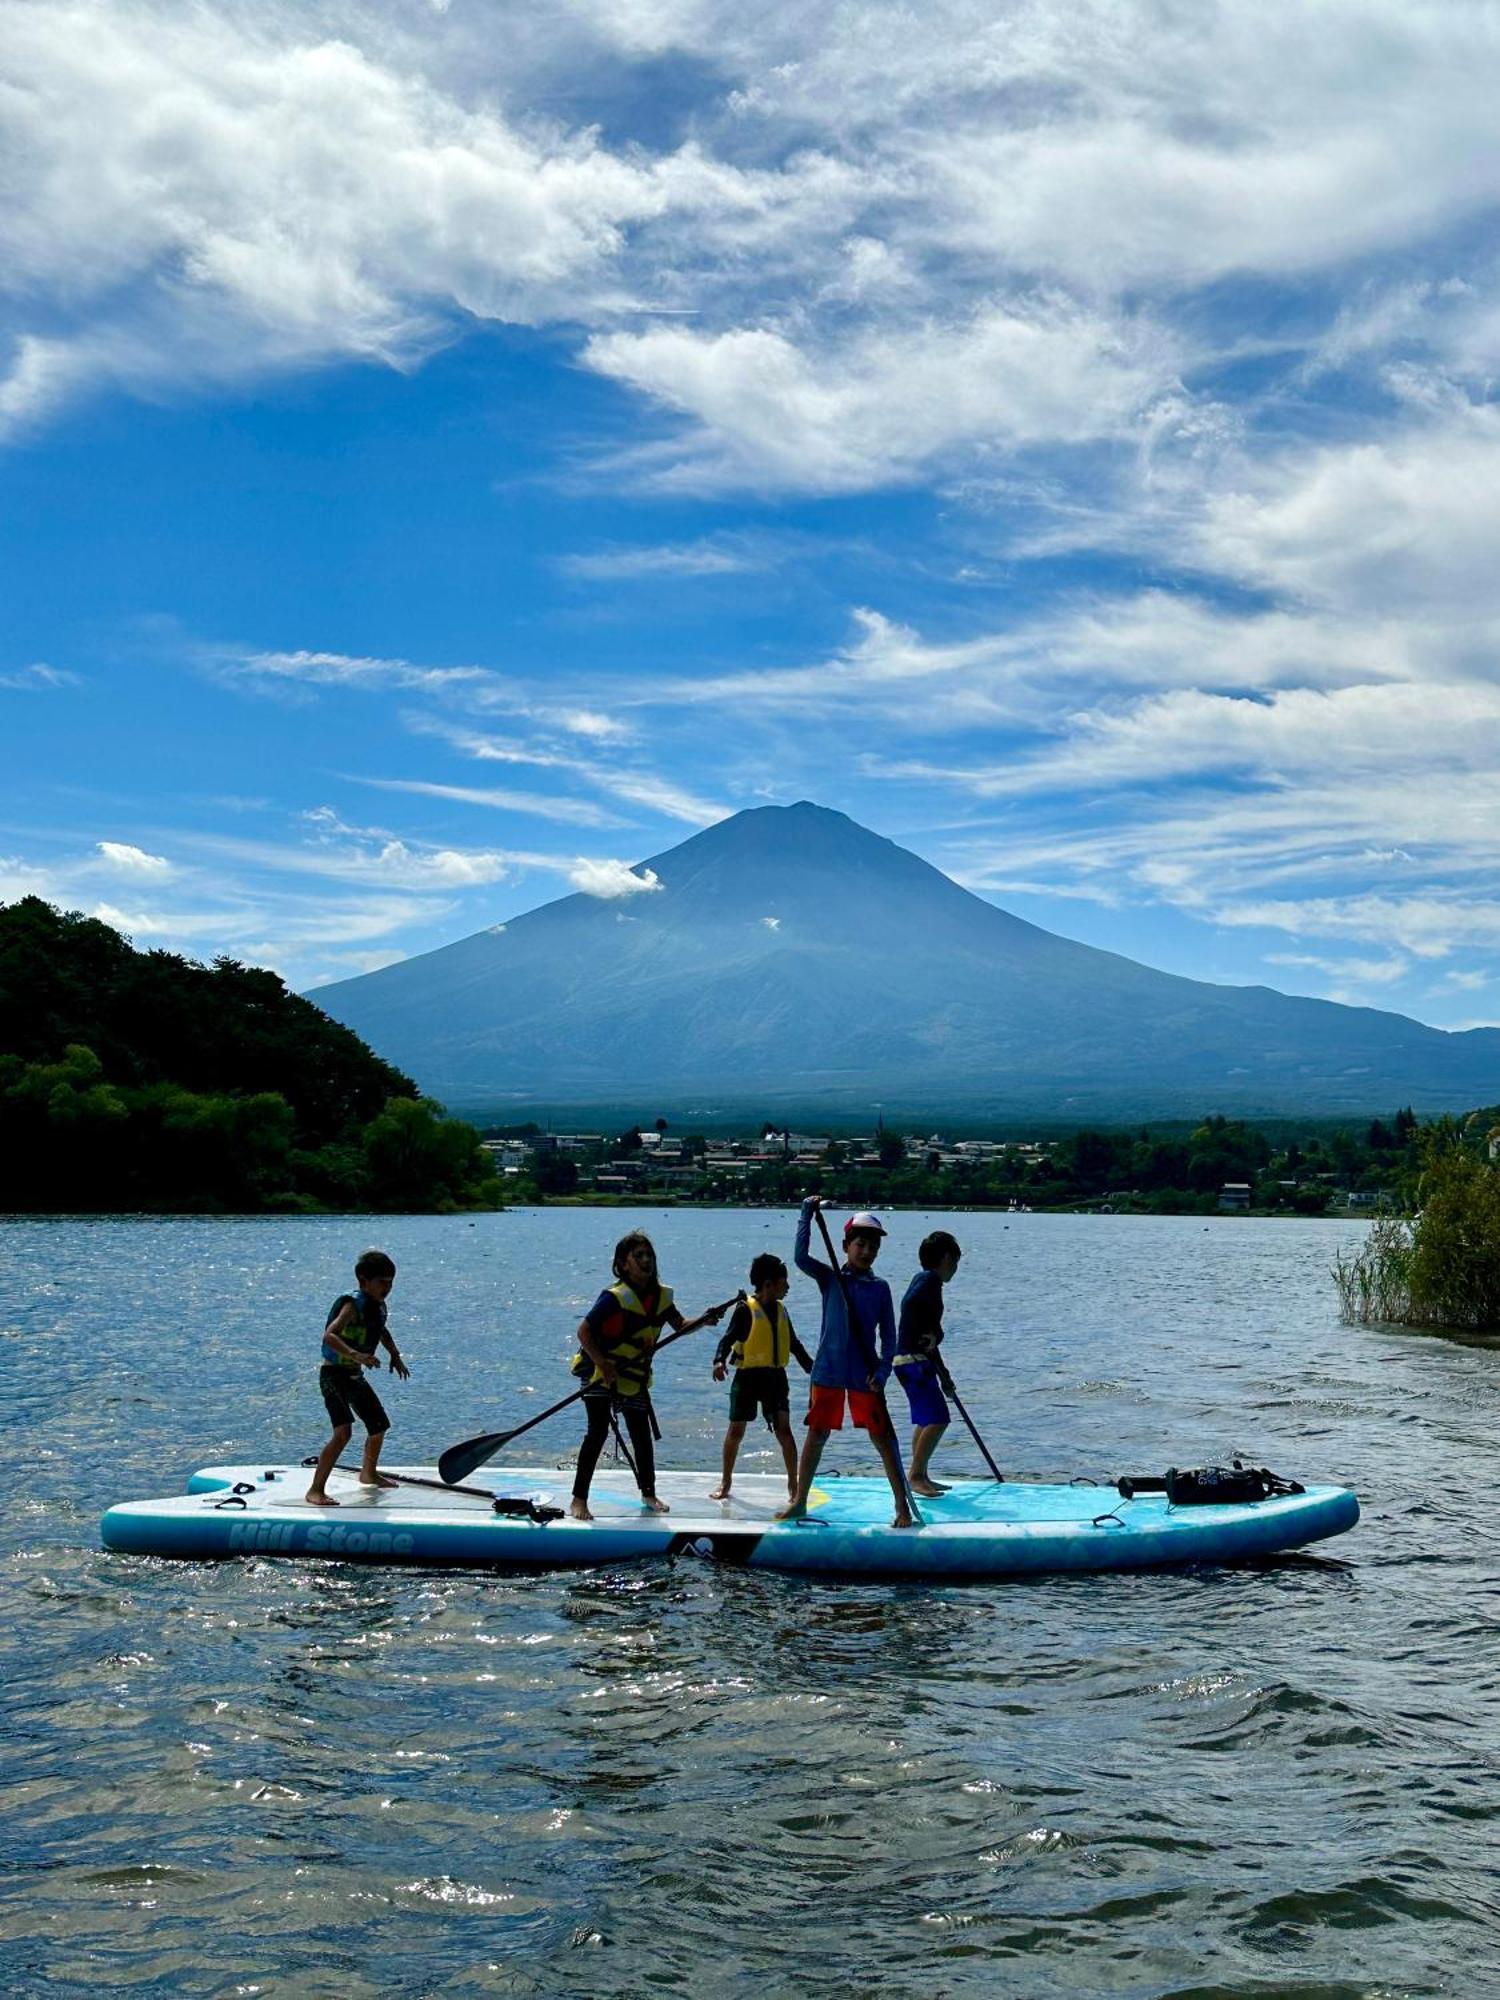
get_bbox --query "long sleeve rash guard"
[794,1200,897,1390]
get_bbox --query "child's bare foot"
[642,1494,670,1513]
[360,1471,399,1489]
[708,1484,731,1500]
[305,1491,338,1507]
[774,1500,807,1521]
[569,1498,593,1521]
[910,1478,946,1498]
[891,1511,916,1529]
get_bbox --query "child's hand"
[599,1359,618,1388]
[364,1354,382,1370]
[391,1356,411,1381]
[713,1362,727,1381]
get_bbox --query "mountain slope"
[310,803,1500,1118]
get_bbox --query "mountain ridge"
[310,802,1500,1119]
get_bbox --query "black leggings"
[574,1396,657,1500]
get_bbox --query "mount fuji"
[311,802,1500,1122]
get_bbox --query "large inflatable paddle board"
[100,1463,1359,1578]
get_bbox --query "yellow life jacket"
[573,1281,675,1398]
[733,1296,793,1370]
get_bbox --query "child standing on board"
[305,1248,410,1507]
[895,1230,962,1498]
[709,1253,814,1502]
[777,1199,915,1529]
[569,1231,730,1521]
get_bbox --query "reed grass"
[1334,1128,1500,1330]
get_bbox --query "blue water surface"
[3,1208,1498,1997]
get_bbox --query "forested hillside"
[0,898,501,1213]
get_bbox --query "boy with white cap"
[776,1196,915,1529]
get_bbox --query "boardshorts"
[806,1383,889,1434]
[728,1365,791,1425]
[895,1357,951,1428]
[319,1363,390,1435]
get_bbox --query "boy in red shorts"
[776,1197,915,1528]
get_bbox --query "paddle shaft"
[812,1205,921,1522]
[939,1370,1005,1483]
[314,1458,496,1501]
[438,1292,743,1486]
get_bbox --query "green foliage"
[0,898,503,1214]
[361,1097,504,1213]
[1334,1122,1500,1329]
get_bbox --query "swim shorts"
[805,1383,889,1434]
[728,1366,791,1425]
[319,1363,390,1435]
[895,1357,951,1428]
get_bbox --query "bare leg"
[871,1422,918,1528]
[772,1416,799,1495]
[360,1429,397,1487]
[776,1428,829,1519]
[710,1421,747,1500]
[909,1421,950,1497]
[305,1427,351,1505]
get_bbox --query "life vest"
[732,1296,793,1370]
[322,1292,383,1370]
[573,1281,675,1398]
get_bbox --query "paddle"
[438,1292,744,1486]
[812,1204,922,1525]
[308,1457,497,1501]
[936,1363,1005,1482]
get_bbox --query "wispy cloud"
[0,662,81,690]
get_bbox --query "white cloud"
[568,858,662,898]
[357,777,622,829]
[0,661,81,690]
[584,304,1179,492]
[211,648,493,698]
[96,840,172,875]
[557,537,764,580]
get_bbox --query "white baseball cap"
[844,1211,887,1238]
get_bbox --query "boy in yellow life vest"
[709,1253,813,1502]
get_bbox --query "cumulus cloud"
[96,841,172,875]
[584,304,1179,491]
[568,858,662,898]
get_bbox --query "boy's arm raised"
[794,1196,832,1284]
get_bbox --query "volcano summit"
[311,802,1500,1121]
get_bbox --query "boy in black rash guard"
[569,1231,729,1521]
[895,1230,962,1498]
[305,1248,410,1507]
[709,1254,814,1502]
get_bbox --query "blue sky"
[5,0,1500,1029]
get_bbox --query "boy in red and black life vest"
[305,1248,410,1507]
[709,1253,814,1503]
[569,1230,730,1522]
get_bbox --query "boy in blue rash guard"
[895,1230,962,1498]
[305,1248,410,1507]
[776,1198,915,1529]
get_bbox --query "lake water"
[3,1207,1498,1997]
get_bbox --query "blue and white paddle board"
[100,1463,1359,1577]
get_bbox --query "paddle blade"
[438,1430,511,1486]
